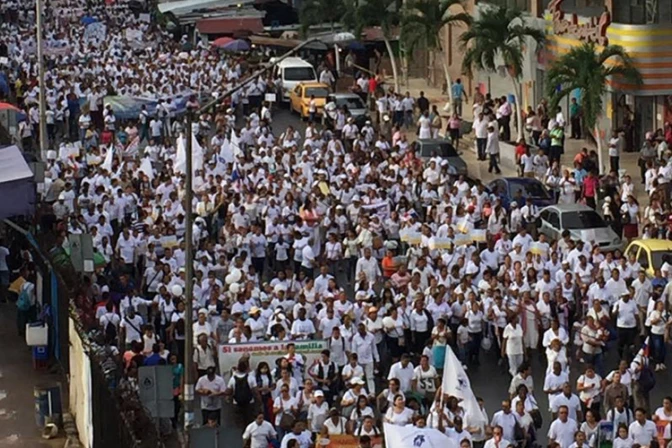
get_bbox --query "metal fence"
[3,216,164,448]
[90,359,164,448]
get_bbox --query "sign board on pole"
[138,366,175,419]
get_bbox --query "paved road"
[212,108,672,444]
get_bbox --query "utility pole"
[180,37,322,445]
[36,0,48,159]
[182,110,195,443]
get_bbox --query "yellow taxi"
[289,82,329,119]
[624,238,672,277]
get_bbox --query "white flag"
[230,130,243,159]
[175,132,204,176]
[383,423,458,448]
[442,345,487,427]
[139,157,154,181]
[101,145,113,172]
[219,138,233,164]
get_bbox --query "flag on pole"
[101,145,113,172]
[442,345,487,427]
[139,157,154,181]
[383,423,458,448]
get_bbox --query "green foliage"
[545,43,642,131]
[299,0,347,37]
[401,0,471,54]
[344,0,399,39]
[460,5,544,79]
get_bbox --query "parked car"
[323,93,370,129]
[289,82,329,119]
[538,204,623,252]
[486,177,555,210]
[416,139,468,176]
[624,238,672,277]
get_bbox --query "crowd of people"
[3,1,672,448]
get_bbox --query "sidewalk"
[0,304,66,448]
[403,77,647,203]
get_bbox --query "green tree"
[299,0,346,37]
[343,0,401,92]
[546,42,642,173]
[460,6,544,141]
[401,0,471,108]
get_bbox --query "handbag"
[529,409,543,429]
[481,336,492,351]
[278,402,296,431]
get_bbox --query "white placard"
[264,93,277,103]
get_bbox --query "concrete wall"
[68,318,93,448]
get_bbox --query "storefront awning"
[249,35,328,51]
[196,17,264,35]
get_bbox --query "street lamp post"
[36,0,48,159]
[183,110,195,440]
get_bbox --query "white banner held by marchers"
[383,422,458,448]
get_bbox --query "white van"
[272,57,317,102]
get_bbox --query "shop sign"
[548,0,611,46]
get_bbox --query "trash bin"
[32,345,49,370]
[34,383,63,429]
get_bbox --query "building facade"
[442,0,672,143]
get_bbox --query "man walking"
[473,112,489,161]
[487,124,501,174]
[451,78,468,116]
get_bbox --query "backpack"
[104,317,118,342]
[638,364,656,393]
[17,287,31,311]
[233,374,253,405]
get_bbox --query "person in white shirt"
[551,383,583,422]
[502,315,524,377]
[544,362,570,404]
[195,367,227,425]
[306,390,329,433]
[473,112,489,161]
[120,308,144,347]
[548,405,579,448]
[242,413,277,448]
[491,401,518,443]
[613,292,639,359]
[387,354,415,393]
[628,408,658,446]
[351,324,379,393]
[483,426,511,448]
[280,420,312,448]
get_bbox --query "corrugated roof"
[196,16,265,34]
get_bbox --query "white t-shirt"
[120,315,144,344]
[548,418,579,448]
[413,365,438,393]
[503,324,524,355]
[195,375,226,410]
[385,407,414,426]
[243,421,277,448]
[388,362,415,392]
[577,373,602,404]
[551,394,582,421]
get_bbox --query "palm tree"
[299,0,346,37]
[460,6,545,141]
[343,0,401,93]
[401,0,471,107]
[546,43,642,174]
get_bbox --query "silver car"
[538,204,623,252]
